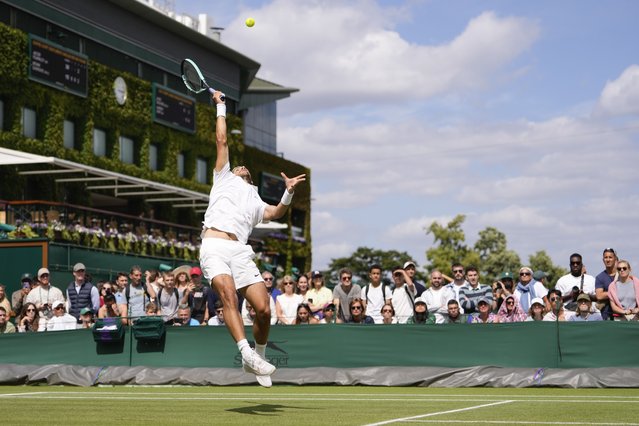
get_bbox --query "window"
[149,144,159,171]
[93,128,106,157]
[21,107,37,138]
[63,120,75,149]
[119,135,135,164]
[196,157,208,184]
[177,152,185,178]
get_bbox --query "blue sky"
[172,0,639,275]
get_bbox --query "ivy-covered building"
[0,0,311,281]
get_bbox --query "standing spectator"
[532,270,548,287]
[208,300,225,326]
[294,303,319,325]
[469,297,499,324]
[145,269,162,296]
[458,266,493,314]
[121,265,153,322]
[66,263,99,322]
[17,302,42,332]
[0,307,15,334]
[525,298,546,322]
[11,273,33,317]
[262,270,281,302]
[543,289,572,321]
[497,295,527,323]
[307,270,333,317]
[446,263,469,303]
[156,272,180,324]
[296,274,310,302]
[555,254,596,309]
[78,307,95,329]
[403,261,426,297]
[422,270,454,324]
[444,299,469,324]
[569,294,603,322]
[361,264,391,324]
[25,268,65,320]
[97,281,115,307]
[595,248,618,320]
[0,284,11,316]
[332,268,362,323]
[175,269,191,299]
[514,266,548,312]
[175,304,200,326]
[114,272,129,294]
[390,266,416,324]
[275,275,303,325]
[406,298,435,324]
[184,269,211,324]
[45,300,77,331]
[608,260,639,321]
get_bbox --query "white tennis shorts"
[199,237,262,290]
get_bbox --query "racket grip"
[208,87,225,101]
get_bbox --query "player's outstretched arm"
[263,172,306,221]
[212,91,228,172]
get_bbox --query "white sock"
[255,343,267,358]
[238,339,252,357]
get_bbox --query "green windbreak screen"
[1,322,638,369]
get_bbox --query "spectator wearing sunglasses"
[513,266,548,312]
[555,253,596,310]
[262,271,281,302]
[275,275,304,325]
[318,303,342,324]
[346,298,374,324]
[380,303,397,324]
[497,294,527,323]
[595,248,618,320]
[332,268,362,323]
[17,302,43,332]
[406,298,435,324]
[608,260,639,321]
[543,289,572,321]
[569,293,603,321]
[45,300,77,331]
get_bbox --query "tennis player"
[200,90,305,387]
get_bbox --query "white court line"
[0,391,47,397]
[405,421,639,425]
[362,400,514,426]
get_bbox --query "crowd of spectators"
[0,247,637,334]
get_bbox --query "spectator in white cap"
[45,300,77,331]
[403,261,426,297]
[66,262,99,322]
[25,267,65,320]
[525,297,546,321]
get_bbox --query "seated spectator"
[45,300,77,331]
[444,299,469,324]
[525,298,546,322]
[11,274,32,317]
[347,298,374,324]
[543,289,572,321]
[497,295,527,322]
[174,304,200,326]
[380,303,397,324]
[208,300,225,326]
[275,275,304,325]
[294,303,319,325]
[0,283,11,316]
[569,293,603,321]
[608,260,639,321]
[17,303,42,332]
[406,298,435,324]
[78,307,95,329]
[241,296,277,325]
[144,302,159,316]
[469,297,498,324]
[318,303,342,324]
[0,306,16,333]
[98,293,123,319]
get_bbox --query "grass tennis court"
[1,385,638,425]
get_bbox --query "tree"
[425,215,480,276]
[528,250,568,288]
[474,226,521,282]
[327,247,419,286]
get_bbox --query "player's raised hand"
[281,172,306,193]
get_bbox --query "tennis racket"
[181,58,225,101]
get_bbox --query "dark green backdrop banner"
[1,322,638,369]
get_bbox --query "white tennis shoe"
[242,350,276,387]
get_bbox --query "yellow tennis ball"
[245,17,255,27]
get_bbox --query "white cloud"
[596,65,639,117]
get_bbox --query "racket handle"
[208,87,225,101]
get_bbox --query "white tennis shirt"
[203,162,267,244]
